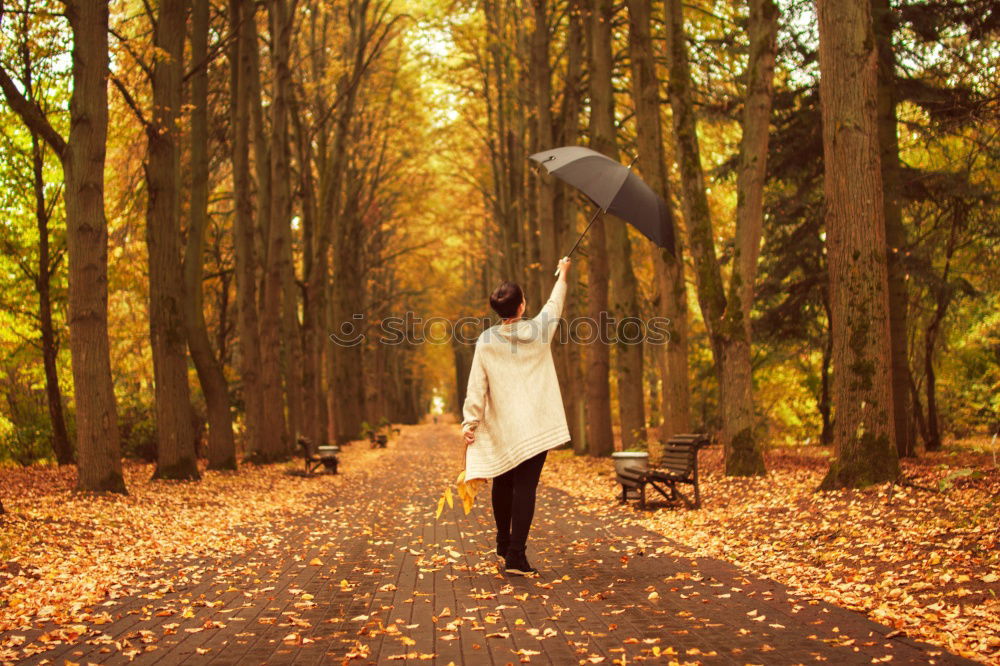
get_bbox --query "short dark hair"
[490,281,524,319]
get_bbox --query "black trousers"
[491,450,547,557]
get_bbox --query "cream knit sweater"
[462,279,570,480]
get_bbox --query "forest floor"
[544,437,1000,664]
[0,424,995,665]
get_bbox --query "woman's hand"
[463,429,476,446]
[556,256,571,279]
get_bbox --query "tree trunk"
[872,0,914,458]
[256,0,290,461]
[292,93,324,447]
[231,0,265,460]
[531,0,579,449]
[270,0,301,449]
[332,205,367,444]
[716,0,776,476]
[817,0,899,489]
[922,214,960,452]
[626,0,690,453]
[30,130,73,465]
[559,0,587,454]
[184,0,236,470]
[589,0,646,451]
[13,14,74,466]
[147,0,199,480]
[924,328,941,451]
[0,1,125,490]
[63,0,124,491]
[583,0,614,457]
[664,0,768,475]
[820,292,834,445]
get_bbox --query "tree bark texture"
[589,0,646,451]
[256,0,291,460]
[583,0,614,457]
[626,0,690,452]
[185,0,237,470]
[271,0,302,448]
[531,0,580,450]
[872,0,914,458]
[664,0,770,475]
[146,0,198,480]
[62,0,124,491]
[231,0,266,460]
[30,130,74,465]
[816,0,899,488]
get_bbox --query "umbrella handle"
[554,207,603,276]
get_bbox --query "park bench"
[366,426,401,449]
[297,436,340,475]
[366,429,387,448]
[616,433,711,509]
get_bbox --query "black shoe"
[496,542,508,560]
[504,552,538,576]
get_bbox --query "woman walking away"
[462,257,572,576]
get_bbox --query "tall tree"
[6,4,74,465]
[254,0,290,460]
[664,0,775,475]
[558,0,588,453]
[871,0,914,458]
[185,0,237,470]
[30,122,73,465]
[816,0,899,488]
[625,0,690,447]
[230,0,266,460]
[583,0,614,457]
[589,0,646,452]
[530,0,583,449]
[147,0,199,480]
[0,0,126,491]
[268,0,302,450]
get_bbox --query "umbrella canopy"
[530,146,675,255]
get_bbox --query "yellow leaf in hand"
[435,496,445,519]
[445,487,454,509]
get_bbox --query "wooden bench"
[617,433,711,509]
[367,426,400,449]
[298,436,340,475]
[366,429,388,448]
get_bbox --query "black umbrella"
[529,146,675,274]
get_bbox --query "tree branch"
[0,63,66,157]
[109,28,154,80]
[109,74,151,127]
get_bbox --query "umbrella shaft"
[567,207,602,258]
[555,207,602,276]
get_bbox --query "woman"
[462,257,572,575]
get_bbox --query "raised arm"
[534,257,571,340]
[461,341,488,444]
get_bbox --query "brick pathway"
[7,424,974,665]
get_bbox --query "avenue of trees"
[0,0,997,493]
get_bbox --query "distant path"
[12,424,973,665]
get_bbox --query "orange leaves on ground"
[543,445,1000,664]
[0,454,365,636]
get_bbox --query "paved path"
[7,424,973,665]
